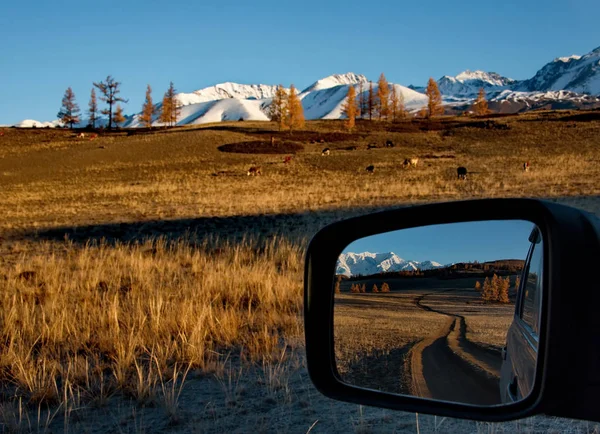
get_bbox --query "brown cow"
[247,166,262,176]
[366,165,375,174]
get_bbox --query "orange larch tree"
[342,85,358,131]
[473,87,490,116]
[426,77,444,118]
[377,73,389,121]
[140,84,156,128]
[285,84,305,133]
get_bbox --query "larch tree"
[285,84,305,134]
[159,93,172,126]
[93,75,128,129]
[426,77,444,118]
[57,87,80,129]
[113,104,125,127]
[140,84,156,128]
[88,88,98,128]
[268,85,288,131]
[367,81,374,121]
[341,85,358,131]
[165,82,181,127]
[357,81,365,119]
[376,73,389,121]
[473,87,490,116]
[389,85,406,122]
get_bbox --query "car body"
[500,226,543,403]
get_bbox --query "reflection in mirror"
[333,220,541,406]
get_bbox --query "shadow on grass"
[13,204,403,248]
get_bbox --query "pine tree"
[372,284,379,293]
[93,75,128,129]
[380,282,390,293]
[88,88,98,128]
[139,85,156,128]
[367,81,374,121]
[269,85,288,131]
[57,87,80,128]
[475,281,482,291]
[357,81,365,119]
[389,85,406,122]
[473,87,489,116]
[514,276,521,291]
[376,73,389,121]
[426,78,444,118]
[341,85,357,131]
[113,104,125,127]
[360,284,366,293]
[285,84,305,134]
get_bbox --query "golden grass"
[0,236,304,411]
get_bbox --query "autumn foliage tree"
[482,274,511,303]
[342,85,358,131]
[376,73,389,121]
[93,75,128,129]
[88,88,98,128]
[426,78,444,118]
[57,87,80,128]
[158,82,181,127]
[139,85,156,128]
[268,85,288,131]
[389,85,406,122]
[285,84,304,133]
[472,87,490,116]
[113,104,125,127]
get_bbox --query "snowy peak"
[336,251,443,277]
[302,72,368,93]
[438,70,516,97]
[517,45,600,95]
[176,82,281,106]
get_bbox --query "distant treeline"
[341,259,525,281]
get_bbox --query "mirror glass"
[333,220,542,406]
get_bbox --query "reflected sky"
[343,220,535,265]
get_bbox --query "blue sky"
[343,220,535,265]
[1,0,599,125]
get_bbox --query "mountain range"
[14,45,600,128]
[336,252,444,277]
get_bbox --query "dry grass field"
[1,112,600,432]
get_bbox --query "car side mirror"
[304,199,600,422]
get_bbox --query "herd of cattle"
[247,139,532,179]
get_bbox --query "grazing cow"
[89,133,98,141]
[457,166,468,180]
[247,166,262,176]
[321,148,331,156]
[318,139,325,144]
[523,161,531,172]
[366,165,375,174]
[402,158,419,168]
[385,140,394,148]
[283,156,293,164]
[77,132,86,139]
[367,144,377,150]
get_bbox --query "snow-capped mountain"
[436,70,517,98]
[336,252,443,277]
[516,46,600,95]
[125,73,428,127]
[301,72,368,93]
[13,46,600,127]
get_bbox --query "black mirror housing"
[304,198,600,422]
